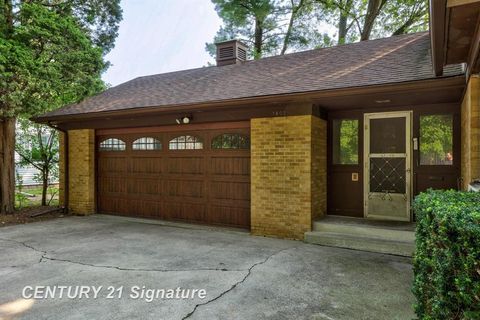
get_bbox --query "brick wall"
[312,116,327,220]
[59,129,96,215]
[251,115,327,240]
[461,75,480,189]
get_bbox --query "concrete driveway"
[0,215,414,320]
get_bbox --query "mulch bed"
[0,206,68,227]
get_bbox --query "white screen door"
[364,111,412,221]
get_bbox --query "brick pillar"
[59,129,95,215]
[250,115,327,240]
[461,75,480,189]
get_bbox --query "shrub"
[413,190,480,320]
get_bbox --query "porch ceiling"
[314,76,465,110]
[430,0,480,76]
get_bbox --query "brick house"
[36,0,479,241]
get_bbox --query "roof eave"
[33,75,466,126]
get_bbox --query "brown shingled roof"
[38,32,464,120]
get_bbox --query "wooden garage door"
[97,128,250,228]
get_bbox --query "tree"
[0,1,122,214]
[16,121,59,206]
[207,0,329,59]
[319,0,429,43]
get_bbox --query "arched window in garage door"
[99,138,126,151]
[212,133,250,149]
[169,135,203,150]
[132,137,162,150]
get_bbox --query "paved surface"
[0,215,415,320]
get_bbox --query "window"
[99,138,126,151]
[420,114,453,165]
[212,133,250,149]
[169,135,203,150]
[332,119,359,165]
[132,137,162,150]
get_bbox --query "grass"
[15,185,59,209]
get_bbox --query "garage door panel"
[210,156,250,176]
[127,178,163,197]
[167,157,205,174]
[99,197,130,215]
[129,199,161,218]
[163,202,206,222]
[98,177,127,194]
[166,180,205,198]
[210,181,250,201]
[129,157,163,174]
[208,206,250,227]
[98,157,127,174]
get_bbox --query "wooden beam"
[466,12,480,77]
[430,0,448,76]
[447,0,480,7]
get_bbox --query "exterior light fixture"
[175,116,192,124]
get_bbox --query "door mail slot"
[428,176,444,181]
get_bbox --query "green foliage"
[44,0,123,53]
[413,190,480,320]
[16,119,59,206]
[207,0,429,58]
[339,119,358,164]
[207,0,329,58]
[420,115,453,165]
[332,119,358,164]
[0,2,107,118]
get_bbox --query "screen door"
[364,111,411,221]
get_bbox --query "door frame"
[363,110,412,221]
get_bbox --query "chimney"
[215,40,248,66]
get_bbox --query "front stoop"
[304,216,415,257]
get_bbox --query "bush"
[413,190,480,320]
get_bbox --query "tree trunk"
[281,0,305,55]
[360,0,385,41]
[0,117,16,214]
[42,169,48,206]
[281,9,296,54]
[338,9,348,44]
[254,18,263,59]
[336,0,353,44]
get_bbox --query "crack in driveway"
[181,246,297,320]
[0,238,248,273]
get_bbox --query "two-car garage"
[96,123,251,228]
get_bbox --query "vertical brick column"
[461,75,480,189]
[59,129,95,215]
[250,115,326,239]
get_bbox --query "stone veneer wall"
[250,115,326,240]
[461,75,480,189]
[59,129,96,214]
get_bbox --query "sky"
[102,0,222,87]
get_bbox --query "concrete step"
[304,231,415,257]
[312,220,415,242]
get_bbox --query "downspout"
[46,122,69,214]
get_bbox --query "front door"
[364,111,412,221]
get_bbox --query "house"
[35,0,480,242]
[15,156,40,186]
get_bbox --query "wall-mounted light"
[175,115,192,125]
